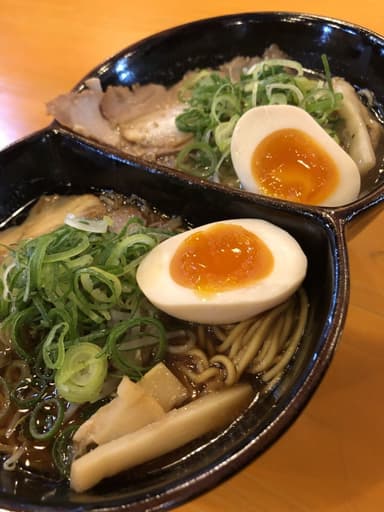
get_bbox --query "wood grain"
[0,1,383,510]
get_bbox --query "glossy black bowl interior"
[0,128,347,512]
[69,11,384,220]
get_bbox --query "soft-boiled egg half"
[230,105,361,206]
[136,219,307,325]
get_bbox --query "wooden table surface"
[1,1,383,511]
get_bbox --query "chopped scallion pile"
[175,55,343,183]
[0,214,176,406]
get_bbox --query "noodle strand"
[175,289,309,392]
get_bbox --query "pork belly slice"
[100,83,169,126]
[118,81,192,156]
[48,77,191,156]
[120,101,192,156]
[47,78,119,147]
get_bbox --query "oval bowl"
[0,11,383,512]
[52,11,384,225]
[0,128,347,512]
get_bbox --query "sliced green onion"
[210,87,240,124]
[268,92,288,105]
[66,328,108,346]
[4,263,28,303]
[27,235,52,292]
[42,322,68,370]
[52,423,78,477]
[44,232,89,263]
[176,108,209,133]
[175,54,343,182]
[1,262,17,302]
[265,83,304,104]
[215,149,231,177]
[75,267,122,308]
[32,296,50,327]
[175,141,217,178]
[68,291,106,324]
[33,349,54,383]
[118,216,145,236]
[64,214,112,234]
[214,114,239,153]
[65,254,93,270]
[55,342,108,403]
[29,397,64,440]
[246,58,304,78]
[8,307,40,362]
[245,81,259,107]
[107,317,167,380]
[39,261,73,302]
[0,215,175,409]
[47,305,77,341]
[105,234,157,267]
[321,54,334,92]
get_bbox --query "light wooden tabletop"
[1,1,384,511]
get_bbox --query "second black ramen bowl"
[0,11,383,512]
[64,11,384,224]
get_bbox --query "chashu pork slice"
[47,78,119,148]
[120,101,192,156]
[0,194,106,260]
[100,83,170,126]
[116,81,192,157]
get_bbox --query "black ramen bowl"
[65,10,384,227]
[0,11,383,512]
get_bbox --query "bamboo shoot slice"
[138,362,189,411]
[73,376,165,453]
[333,77,376,174]
[70,383,253,492]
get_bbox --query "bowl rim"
[60,10,384,224]
[6,11,380,507]
[0,126,352,511]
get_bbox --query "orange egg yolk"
[170,223,274,295]
[251,128,339,204]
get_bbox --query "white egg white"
[230,104,361,207]
[136,219,307,325]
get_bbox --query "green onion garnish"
[10,376,47,409]
[52,423,78,478]
[55,342,108,403]
[106,317,167,381]
[29,397,65,441]
[0,214,175,405]
[175,55,343,183]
